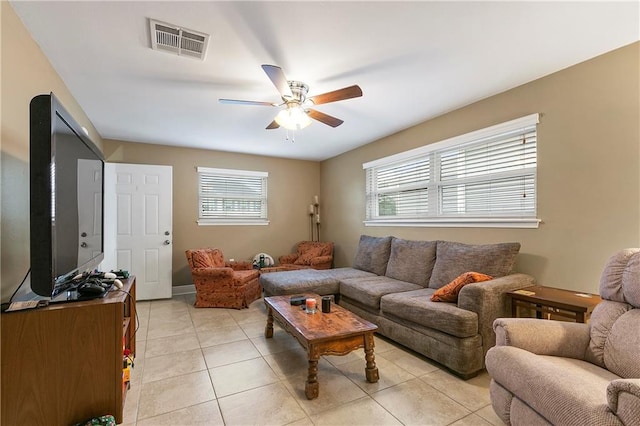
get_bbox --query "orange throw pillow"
[430,272,493,303]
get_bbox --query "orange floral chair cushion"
[190,249,224,269]
[294,246,325,265]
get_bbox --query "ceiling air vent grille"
[149,19,209,60]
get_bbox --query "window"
[364,114,540,228]
[197,167,268,225]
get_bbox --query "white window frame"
[363,114,541,228]
[197,167,269,226]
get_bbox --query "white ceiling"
[11,1,639,161]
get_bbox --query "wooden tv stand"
[1,277,136,425]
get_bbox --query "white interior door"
[103,163,173,300]
[77,158,103,265]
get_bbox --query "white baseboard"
[172,284,195,296]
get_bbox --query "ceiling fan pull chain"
[284,129,296,142]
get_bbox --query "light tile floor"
[123,295,506,426]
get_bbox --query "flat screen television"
[30,93,105,299]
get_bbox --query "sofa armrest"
[607,379,640,424]
[279,254,299,265]
[457,273,536,358]
[493,318,591,358]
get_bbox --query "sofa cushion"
[385,238,437,287]
[260,267,375,296]
[431,272,493,303]
[353,235,393,276]
[340,276,422,310]
[380,288,479,338]
[428,241,520,289]
[260,269,341,296]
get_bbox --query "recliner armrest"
[493,318,591,358]
[607,379,640,424]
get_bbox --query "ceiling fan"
[219,64,363,130]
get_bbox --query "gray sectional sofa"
[260,235,535,378]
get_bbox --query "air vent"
[149,19,209,60]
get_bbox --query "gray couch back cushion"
[353,235,392,276]
[428,241,521,289]
[385,238,437,287]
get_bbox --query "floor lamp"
[308,196,320,242]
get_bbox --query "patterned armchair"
[185,248,261,309]
[279,241,334,270]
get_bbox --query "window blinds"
[364,114,539,226]
[366,158,430,218]
[197,167,268,223]
[439,128,537,216]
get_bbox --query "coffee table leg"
[364,332,379,383]
[265,307,274,338]
[305,348,320,399]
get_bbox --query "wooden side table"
[507,285,602,323]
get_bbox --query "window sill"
[364,217,541,228]
[197,219,270,226]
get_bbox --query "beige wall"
[103,140,320,287]
[1,2,103,302]
[3,0,637,299]
[321,42,640,295]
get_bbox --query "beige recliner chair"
[486,249,640,425]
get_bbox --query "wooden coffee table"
[264,294,379,399]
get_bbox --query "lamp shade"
[275,106,312,130]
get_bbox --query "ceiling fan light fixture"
[274,106,312,130]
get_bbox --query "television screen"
[30,93,105,298]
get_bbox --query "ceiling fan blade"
[266,120,280,130]
[219,99,277,107]
[308,85,362,105]
[307,109,344,127]
[261,64,293,99]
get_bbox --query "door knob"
[80,242,88,248]
[164,240,171,245]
